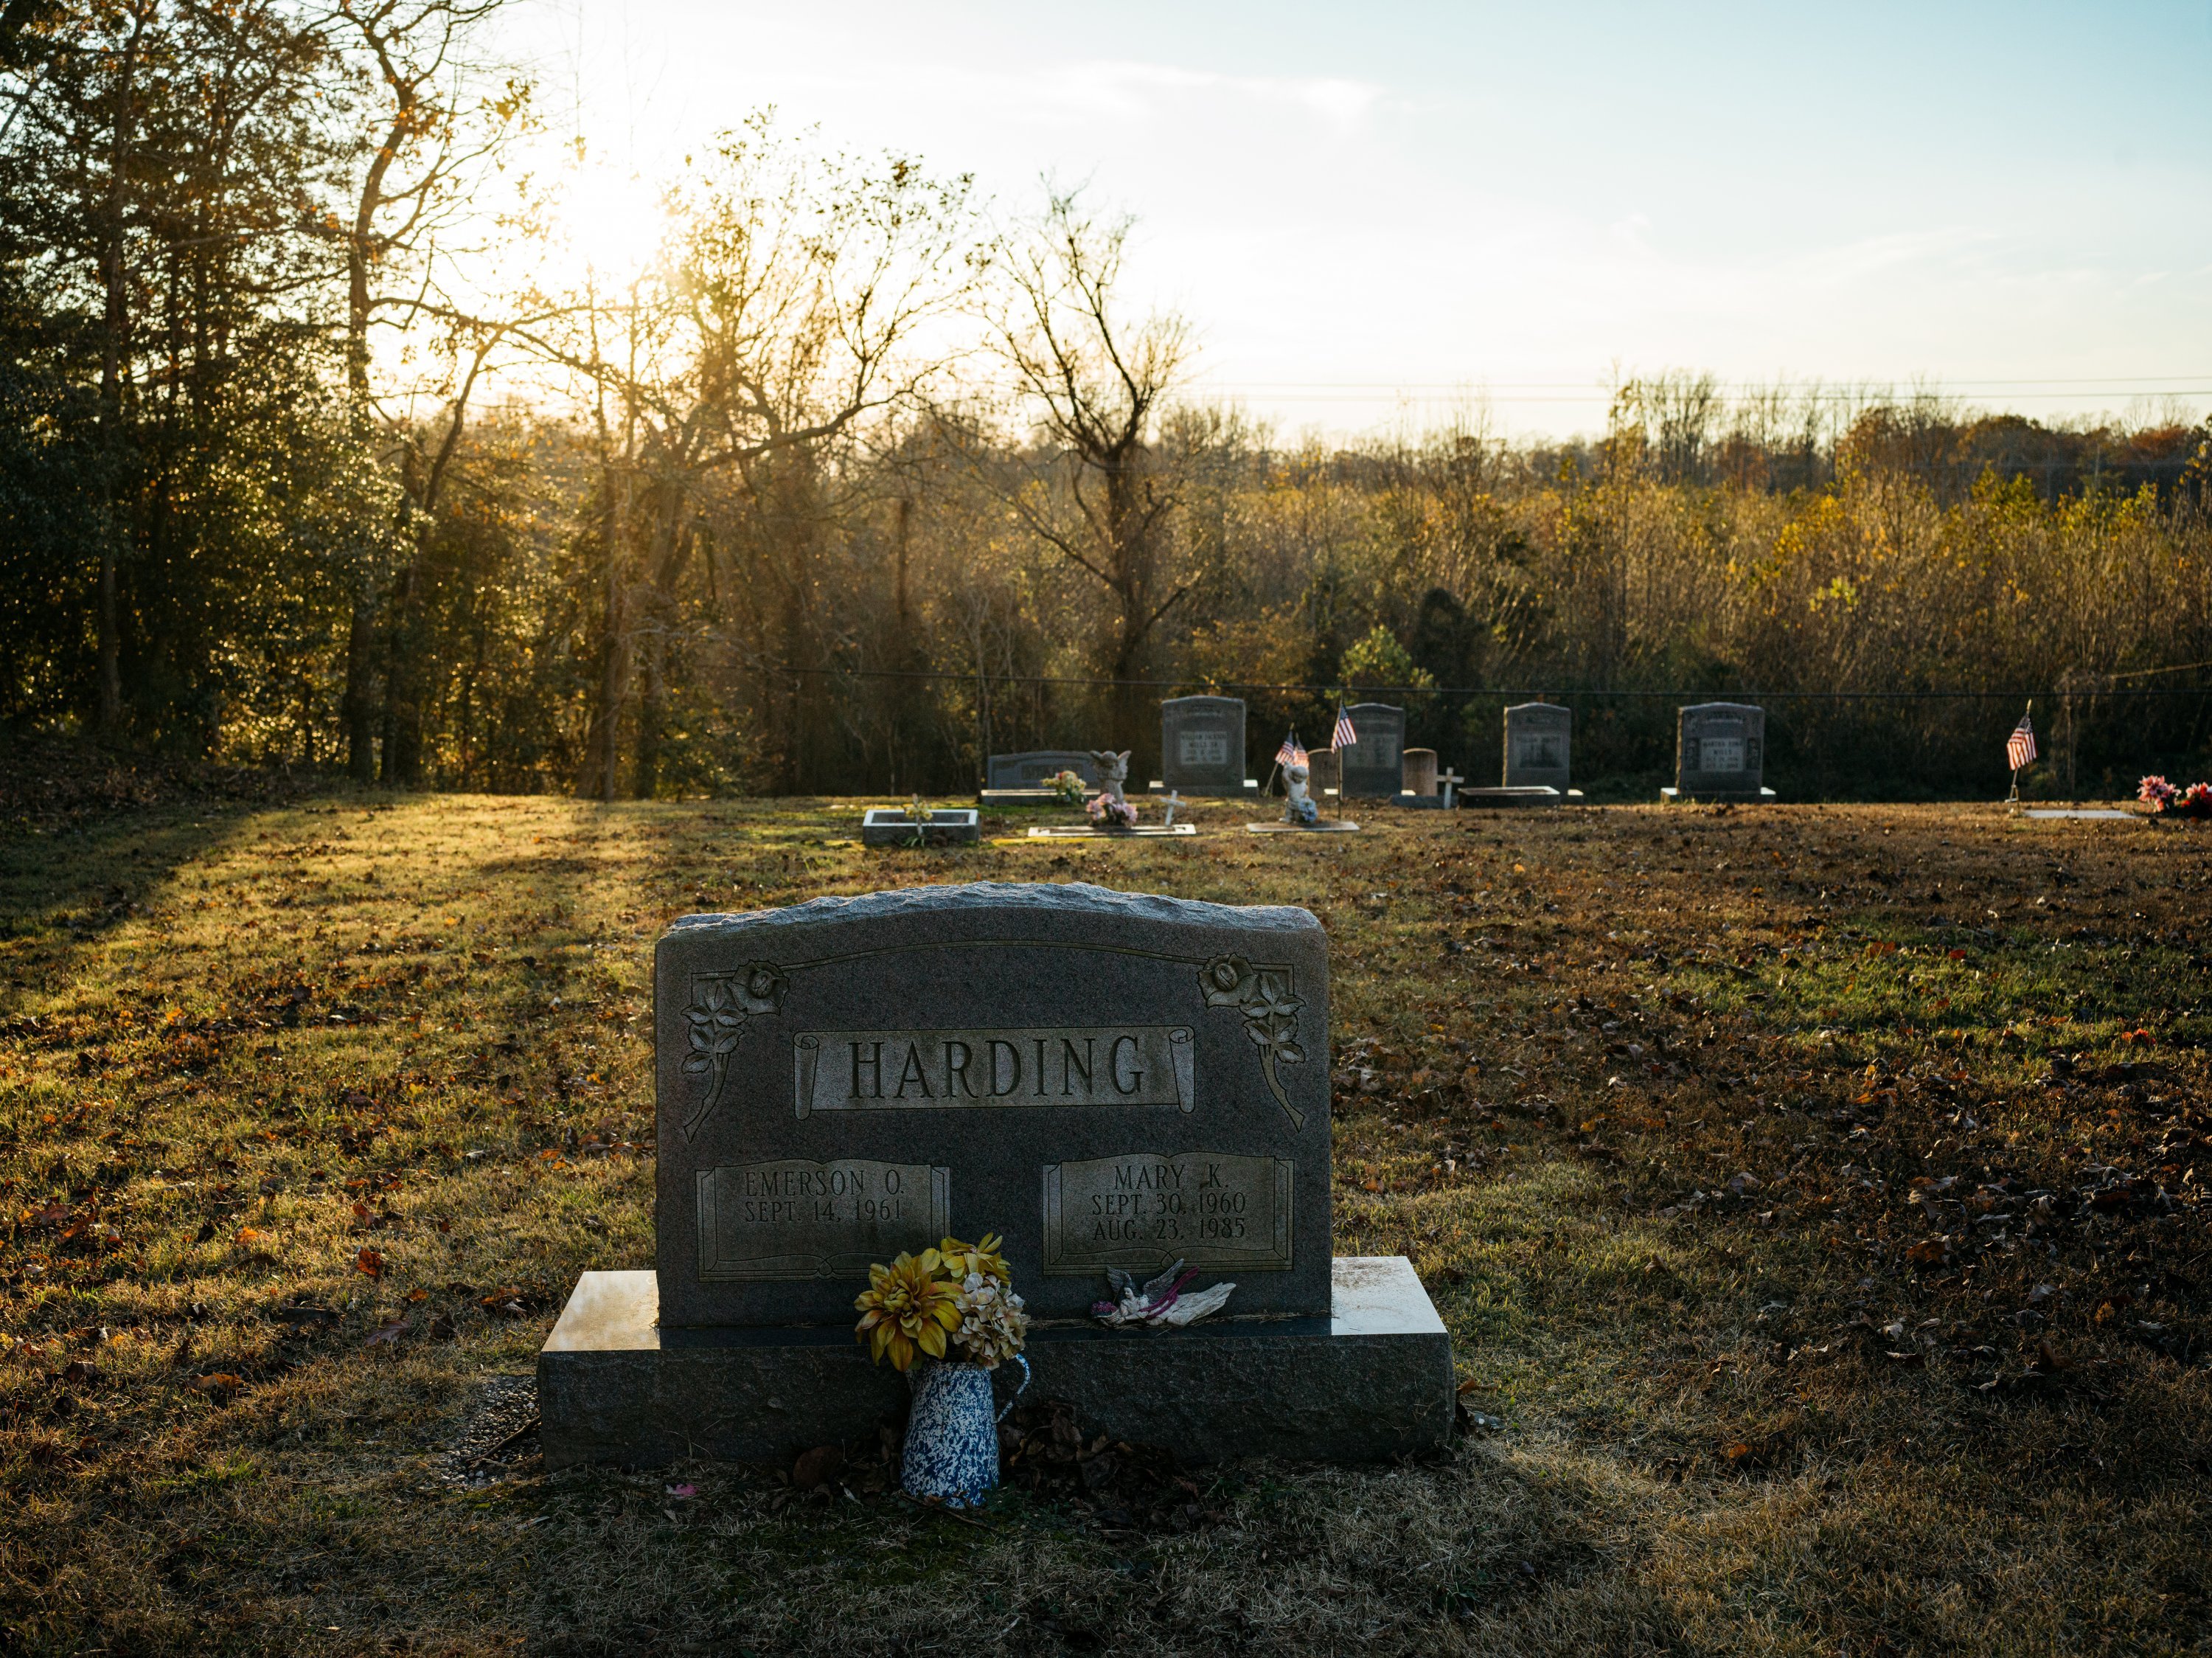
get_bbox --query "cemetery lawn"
[3,787,2209,1656]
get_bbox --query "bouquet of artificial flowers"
[1085,792,1138,830]
[1048,769,1088,805]
[2140,776,2212,818]
[855,1234,1029,1370]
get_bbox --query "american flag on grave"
[1275,732,1308,767]
[1331,705,1357,749]
[2006,711,2038,772]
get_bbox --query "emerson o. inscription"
[696,1159,950,1282]
[793,1027,1194,1117]
[1041,1152,1293,1275]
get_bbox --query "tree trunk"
[94,6,150,739]
[380,561,422,785]
[344,589,378,780]
[631,600,665,800]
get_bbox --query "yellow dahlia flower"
[938,1232,1012,1286]
[853,1249,961,1370]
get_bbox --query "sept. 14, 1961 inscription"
[1041,1151,1293,1275]
[696,1159,951,1281]
[792,1027,1195,1117]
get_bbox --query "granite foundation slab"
[1458,786,1569,808]
[540,1255,1452,1468]
[1023,823,1198,839]
[1245,821,1361,833]
[1659,786,1777,803]
[860,809,981,846]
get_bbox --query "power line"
[776,665,2212,701]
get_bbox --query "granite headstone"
[1307,747,1343,797]
[1402,748,1439,798]
[987,751,1099,790]
[1503,702,1573,790]
[539,882,1451,1468]
[653,884,1332,1328]
[1674,702,1767,798]
[1338,704,1406,798]
[1158,696,1251,797]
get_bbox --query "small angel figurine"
[1088,749,1132,806]
[1283,757,1319,825]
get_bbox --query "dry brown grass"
[1,788,2208,1655]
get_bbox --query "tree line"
[4,1,2208,800]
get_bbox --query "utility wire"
[775,665,2212,701]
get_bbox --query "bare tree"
[983,186,1197,755]
[527,115,978,799]
[324,0,529,782]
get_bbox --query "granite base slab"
[860,808,981,846]
[539,1256,1452,1469]
[1023,823,1199,839]
[1245,820,1361,833]
[1660,786,1776,803]
[1458,785,1567,808]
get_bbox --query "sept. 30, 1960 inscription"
[1040,1151,1293,1275]
[793,1027,1195,1117]
[696,1159,950,1282]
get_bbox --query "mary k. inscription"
[1041,1151,1293,1275]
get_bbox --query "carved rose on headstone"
[679,962,789,1139]
[1197,955,1307,1128]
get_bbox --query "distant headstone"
[1673,703,1769,798]
[1503,703,1572,790]
[1308,747,1343,797]
[987,751,1099,790]
[1338,704,1405,798]
[538,884,1453,1469]
[1159,696,1251,796]
[1402,749,1439,797]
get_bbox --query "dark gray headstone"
[1503,702,1572,788]
[1338,704,1405,798]
[1307,748,1342,797]
[1159,696,1249,796]
[987,751,1099,789]
[653,883,1333,1330]
[1675,703,1766,796]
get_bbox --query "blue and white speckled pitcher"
[901,1354,1031,1506]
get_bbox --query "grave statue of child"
[1283,757,1319,825]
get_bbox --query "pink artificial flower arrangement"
[1085,792,1138,829]
[2140,775,2212,818]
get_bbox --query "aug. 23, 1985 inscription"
[696,1158,950,1281]
[1041,1151,1293,1274]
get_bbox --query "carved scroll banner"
[793,1027,1195,1117]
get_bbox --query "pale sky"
[504,0,2212,439]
